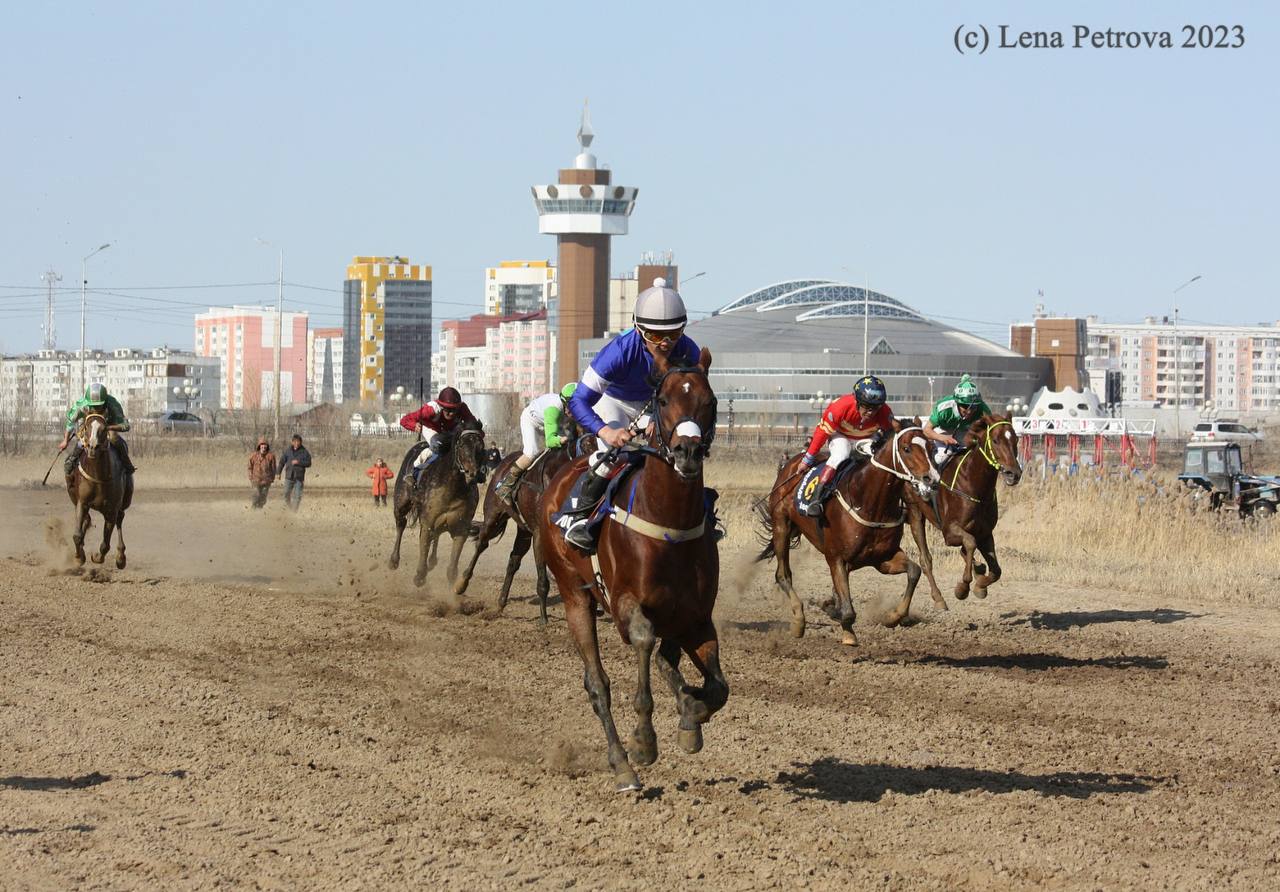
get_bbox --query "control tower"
[532,103,637,383]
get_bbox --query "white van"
[1190,420,1265,444]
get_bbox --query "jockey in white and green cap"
[923,374,992,461]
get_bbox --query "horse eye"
[658,397,668,408]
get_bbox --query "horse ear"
[698,347,712,371]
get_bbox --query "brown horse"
[755,427,939,643]
[540,348,726,792]
[905,414,1022,605]
[66,413,134,569]
[454,439,587,623]
[388,421,487,587]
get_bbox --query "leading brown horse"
[755,427,938,643]
[540,348,726,792]
[66,412,134,568]
[904,414,1022,605]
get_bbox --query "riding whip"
[41,444,67,486]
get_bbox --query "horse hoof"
[629,731,658,766]
[413,575,427,588]
[840,631,859,647]
[614,768,643,793]
[388,558,399,570]
[90,553,105,565]
[116,556,126,570]
[790,620,805,638]
[677,727,703,754]
[972,587,988,600]
[453,578,469,596]
[953,584,969,600]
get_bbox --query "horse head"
[651,347,717,480]
[451,420,487,486]
[80,412,109,459]
[970,414,1022,486]
[891,426,940,497]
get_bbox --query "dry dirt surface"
[2,484,1279,889]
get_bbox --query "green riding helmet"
[85,382,109,405]
[559,382,578,401]
[953,374,982,407]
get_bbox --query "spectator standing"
[277,434,312,511]
[366,458,394,506]
[247,437,277,509]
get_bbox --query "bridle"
[636,364,717,465]
[78,412,107,452]
[940,419,1019,502]
[452,427,486,485]
[867,427,937,496]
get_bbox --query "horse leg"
[455,513,505,596]
[565,596,639,791]
[114,511,127,570]
[496,527,532,613]
[389,501,408,570]
[72,498,89,566]
[532,528,551,626]
[879,549,923,627]
[674,618,729,753]
[624,605,658,767]
[655,638,708,753]
[414,527,436,588]
[954,530,978,600]
[826,556,858,646]
[772,515,806,638]
[445,523,469,586]
[909,507,947,611]
[972,533,1001,599]
[94,509,115,565]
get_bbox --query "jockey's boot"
[563,470,611,551]
[64,441,81,477]
[805,464,838,517]
[495,462,528,509]
[112,436,136,474]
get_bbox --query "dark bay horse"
[454,438,587,623]
[540,348,726,792]
[905,414,1022,605]
[66,413,134,568]
[755,427,938,643]
[388,421,487,587]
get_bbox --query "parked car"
[147,411,206,434]
[1190,420,1265,444]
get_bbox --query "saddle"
[793,452,866,514]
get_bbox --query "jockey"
[561,279,700,549]
[496,382,579,508]
[398,386,478,483]
[923,374,993,464]
[800,375,894,516]
[59,382,135,476]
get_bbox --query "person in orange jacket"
[366,458,394,506]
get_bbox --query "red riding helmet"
[436,387,463,409]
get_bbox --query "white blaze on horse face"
[675,420,702,439]
[682,381,691,393]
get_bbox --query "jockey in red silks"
[800,375,895,516]
[398,386,478,483]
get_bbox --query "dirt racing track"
[2,486,1279,889]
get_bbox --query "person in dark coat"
[277,434,312,511]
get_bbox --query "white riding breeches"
[826,436,852,467]
[519,413,545,460]
[590,393,648,467]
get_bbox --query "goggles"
[638,325,684,346]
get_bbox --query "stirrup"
[564,516,595,550]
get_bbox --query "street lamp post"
[927,376,936,409]
[1171,274,1202,441]
[172,378,200,412]
[80,242,112,394]
[257,239,285,442]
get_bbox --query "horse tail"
[753,496,798,562]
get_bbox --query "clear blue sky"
[1,1,1275,354]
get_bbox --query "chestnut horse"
[66,412,134,568]
[540,348,726,792]
[755,427,938,643]
[904,414,1022,605]
[388,421,487,587]
[453,439,586,623]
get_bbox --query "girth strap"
[834,490,905,528]
[608,506,705,543]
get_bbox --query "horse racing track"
[1,484,1278,888]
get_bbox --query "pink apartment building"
[194,306,309,409]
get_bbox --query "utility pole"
[274,249,283,443]
[41,268,61,350]
[1171,275,1202,441]
[80,243,111,395]
[863,274,870,376]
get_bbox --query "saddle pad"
[795,466,824,514]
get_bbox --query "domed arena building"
[684,279,1052,429]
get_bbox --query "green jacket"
[928,396,990,437]
[543,403,569,448]
[66,394,130,433]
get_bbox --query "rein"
[76,414,109,482]
[939,420,1015,503]
[830,427,930,528]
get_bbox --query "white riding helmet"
[633,278,687,331]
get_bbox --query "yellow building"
[343,256,432,401]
